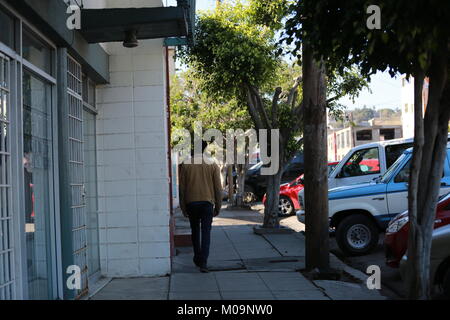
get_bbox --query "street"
[276,210,450,300]
[266,206,405,299]
[329,233,405,299]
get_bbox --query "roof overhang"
[164,0,196,47]
[79,6,189,44]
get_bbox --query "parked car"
[297,145,450,256]
[399,223,450,298]
[385,192,450,268]
[327,137,415,189]
[262,162,339,216]
[242,151,305,201]
[296,138,414,221]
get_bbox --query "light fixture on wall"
[123,29,138,48]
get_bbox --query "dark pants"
[187,201,213,268]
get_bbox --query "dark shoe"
[193,257,201,267]
[199,266,209,273]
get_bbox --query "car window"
[381,152,408,183]
[249,162,263,170]
[284,162,303,175]
[338,147,380,178]
[291,152,304,164]
[394,159,411,183]
[389,156,444,184]
[439,192,450,208]
[385,143,413,169]
[328,164,338,176]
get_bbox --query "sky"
[336,72,401,111]
[167,0,402,111]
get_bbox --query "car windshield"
[328,164,338,177]
[249,161,263,170]
[380,152,409,183]
[439,192,450,202]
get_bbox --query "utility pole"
[302,44,330,272]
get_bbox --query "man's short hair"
[202,140,208,153]
[191,140,209,157]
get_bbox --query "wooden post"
[302,44,330,271]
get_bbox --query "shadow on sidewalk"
[92,206,387,300]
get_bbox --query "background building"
[400,75,429,139]
[401,75,415,138]
[328,120,403,161]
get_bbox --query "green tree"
[180,0,366,229]
[171,70,253,206]
[351,107,376,123]
[171,71,251,132]
[284,0,450,299]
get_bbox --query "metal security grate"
[67,55,88,298]
[0,53,14,300]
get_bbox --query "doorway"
[22,70,54,299]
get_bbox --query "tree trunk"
[302,44,330,271]
[406,69,425,299]
[263,164,284,228]
[406,51,449,299]
[219,164,227,187]
[235,163,247,207]
[227,165,234,205]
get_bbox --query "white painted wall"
[401,76,415,139]
[95,38,171,277]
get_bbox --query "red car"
[385,192,450,268]
[263,162,339,216]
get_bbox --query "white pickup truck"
[297,138,414,221]
[327,137,415,189]
[297,146,450,256]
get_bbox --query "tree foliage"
[179,0,368,228]
[247,0,290,31]
[179,1,280,104]
[283,0,450,77]
[283,0,450,299]
[181,0,367,144]
[171,70,252,134]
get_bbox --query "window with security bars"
[81,73,100,277]
[67,55,88,298]
[0,54,14,299]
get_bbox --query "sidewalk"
[91,207,386,300]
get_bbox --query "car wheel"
[443,266,450,297]
[278,196,294,216]
[336,214,379,256]
[243,186,257,204]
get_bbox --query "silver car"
[400,224,450,297]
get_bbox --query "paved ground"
[329,233,406,299]
[275,210,403,299]
[92,204,388,300]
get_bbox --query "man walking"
[179,142,222,272]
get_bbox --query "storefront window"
[23,71,53,299]
[0,7,14,48]
[0,53,14,299]
[82,75,96,107]
[22,28,52,75]
[82,73,100,277]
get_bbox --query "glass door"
[22,70,53,299]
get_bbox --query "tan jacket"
[178,160,223,214]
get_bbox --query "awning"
[79,6,190,44]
